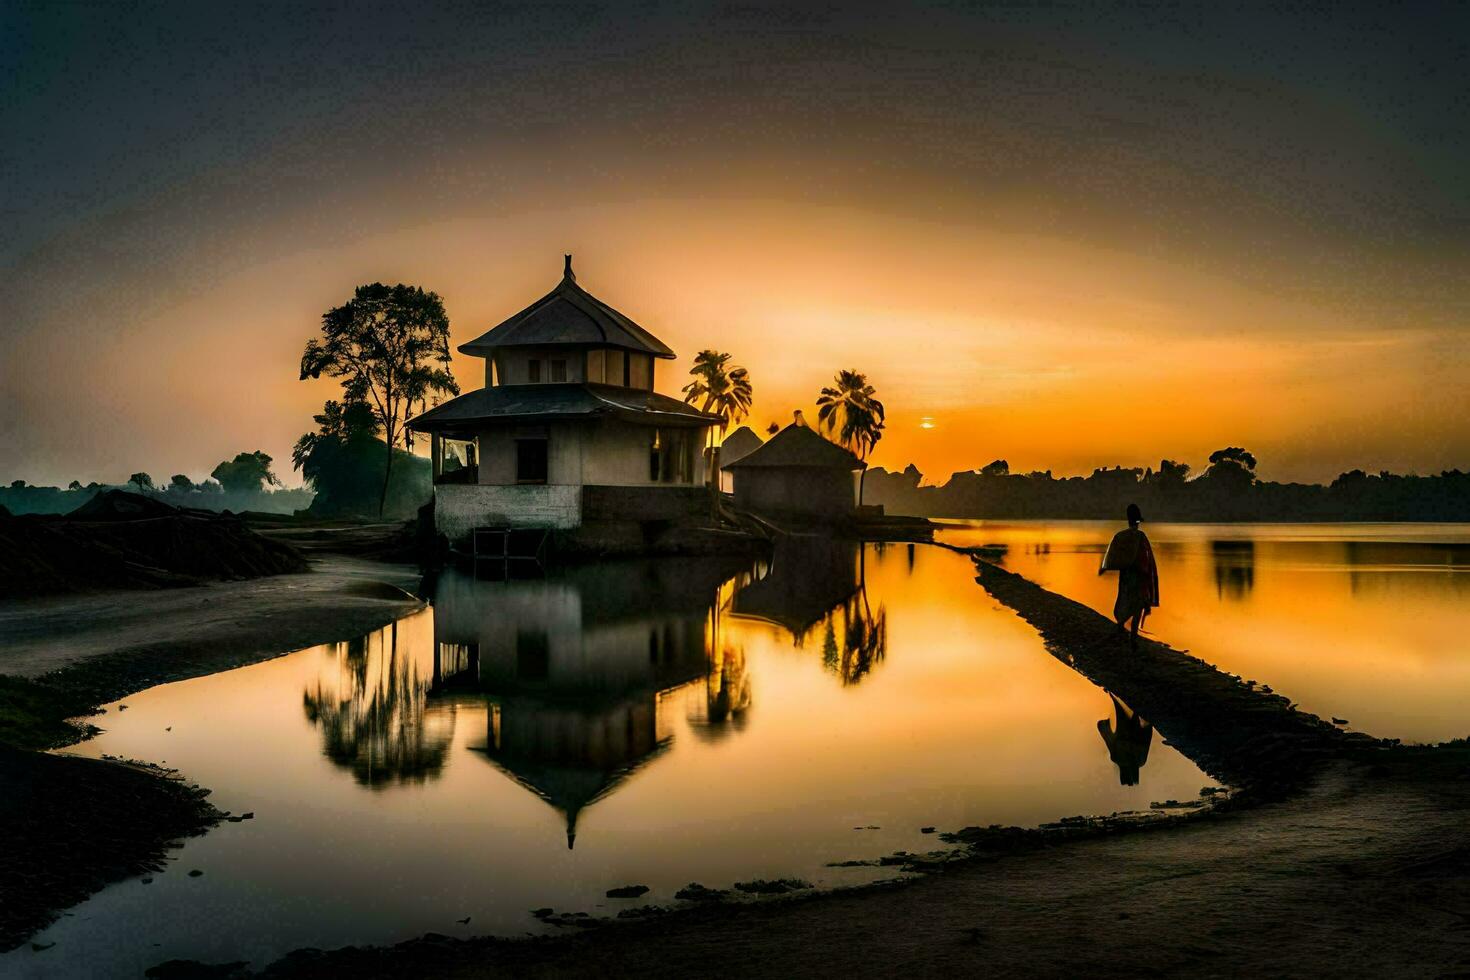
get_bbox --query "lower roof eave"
[407,408,716,434]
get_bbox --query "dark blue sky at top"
[3,1,1466,270]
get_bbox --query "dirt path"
[0,557,422,704]
[964,557,1382,796]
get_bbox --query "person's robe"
[1101,527,1160,622]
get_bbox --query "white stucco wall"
[477,423,585,485]
[469,419,702,488]
[435,483,581,535]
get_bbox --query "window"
[628,353,652,389]
[586,349,605,384]
[527,359,541,383]
[516,438,549,484]
[550,359,567,382]
[606,349,625,387]
[650,428,695,483]
[516,631,550,681]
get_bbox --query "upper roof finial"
[564,253,575,282]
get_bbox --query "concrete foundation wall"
[582,485,709,521]
[436,484,582,536]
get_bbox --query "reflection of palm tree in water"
[1096,694,1153,786]
[302,621,454,789]
[824,555,887,686]
[839,593,887,685]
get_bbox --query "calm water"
[14,542,1212,976]
[941,521,1470,744]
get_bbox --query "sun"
[919,416,937,430]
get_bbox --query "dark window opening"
[516,630,550,680]
[516,438,549,484]
[650,428,695,483]
[527,359,541,383]
[551,359,567,382]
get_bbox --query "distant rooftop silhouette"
[718,425,764,467]
[458,254,676,359]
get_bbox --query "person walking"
[1099,503,1159,649]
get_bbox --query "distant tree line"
[1,451,313,516]
[864,449,1470,522]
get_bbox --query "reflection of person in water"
[1097,694,1153,785]
[1099,503,1160,649]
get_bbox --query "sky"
[2,1,1467,487]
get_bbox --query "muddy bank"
[0,492,308,599]
[0,553,425,954]
[242,757,1470,979]
[0,557,422,704]
[248,516,425,564]
[0,748,219,952]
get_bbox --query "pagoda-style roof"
[723,422,863,470]
[459,256,676,359]
[406,382,719,433]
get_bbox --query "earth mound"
[0,492,309,598]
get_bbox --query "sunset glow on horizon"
[4,4,1465,487]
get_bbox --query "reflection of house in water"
[1210,539,1256,600]
[431,559,739,847]
[730,536,887,685]
[302,623,456,790]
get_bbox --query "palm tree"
[815,370,885,506]
[682,350,754,494]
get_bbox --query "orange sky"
[3,4,1466,488]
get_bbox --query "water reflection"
[1096,693,1153,786]
[1210,539,1256,600]
[40,542,1224,976]
[687,643,752,741]
[301,625,455,789]
[430,559,740,847]
[729,536,888,685]
[941,521,1470,743]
